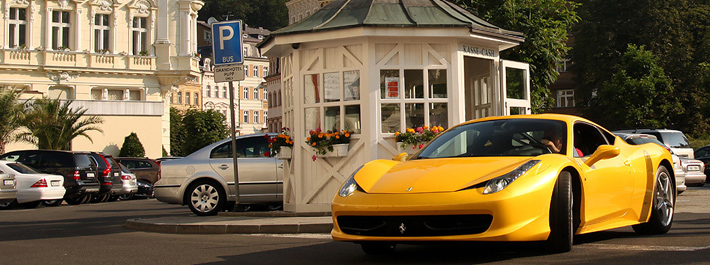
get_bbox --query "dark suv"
[0,150,99,205]
[115,157,160,197]
[88,152,122,203]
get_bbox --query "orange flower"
[312,142,316,146]
[345,133,350,137]
[306,137,311,141]
[394,131,400,136]
[423,126,429,130]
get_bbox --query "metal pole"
[228,80,240,203]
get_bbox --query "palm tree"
[0,87,26,154]
[17,97,103,150]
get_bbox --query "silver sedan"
[154,133,283,215]
[681,158,707,186]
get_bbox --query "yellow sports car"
[331,114,675,254]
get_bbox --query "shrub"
[119,132,145,157]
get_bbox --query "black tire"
[90,195,103,203]
[19,201,42,209]
[633,165,674,235]
[186,180,226,216]
[545,171,574,253]
[361,242,396,255]
[0,199,18,210]
[107,195,119,202]
[65,195,86,205]
[43,199,63,206]
[119,193,134,201]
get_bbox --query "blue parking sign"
[211,20,244,66]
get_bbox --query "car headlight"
[482,160,540,194]
[339,165,364,197]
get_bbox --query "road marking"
[246,234,333,240]
[580,243,710,252]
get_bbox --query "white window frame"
[243,110,249,123]
[243,88,249,99]
[8,7,28,48]
[51,10,71,50]
[93,14,111,52]
[263,67,268,77]
[378,68,449,133]
[132,16,149,55]
[556,89,575,108]
[253,88,259,100]
[253,111,259,125]
[253,66,259,77]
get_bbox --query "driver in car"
[542,131,564,153]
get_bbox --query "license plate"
[113,172,119,177]
[86,173,95,178]
[51,180,61,187]
[688,165,701,171]
[85,188,99,193]
[3,179,13,186]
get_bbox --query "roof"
[269,0,523,39]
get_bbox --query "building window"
[8,8,27,49]
[243,111,249,123]
[557,89,575,107]
[51,11,71,50]
[253,66,259,77]
[94,14,110,52]
[243,88,249,99]
[194,93,199,105]
[264,90,268,101]
[213,86,219,98]
[253,88,259,100]
[185,92,190,105]
[556,59,570,73]
[264,111,268,124]
[379,69,448,133]
[244,65,249,77]
[177,92,182,104]
[206,85,211,98]
[222,86,227,98]
[254,111,259,125]
[132,17,148,55]
[263,67,268,77]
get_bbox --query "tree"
[170,107,186,156]
[17,97,103,150]
[450,0,580,113]
[181,109,228,155]
[593,44,680,129]
[198,0,288,31]
[572,0,710,135]
[119,132,146,157]
[0,87,26,154]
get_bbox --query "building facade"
[2,0,204,158]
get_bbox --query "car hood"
[356,157,536,194]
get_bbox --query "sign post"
[211,20,245,205]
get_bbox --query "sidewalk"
[125,211,334,234]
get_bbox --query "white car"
[614,129,694,158]
[0,170,17,204]
[0,161,65,209]
[112,164,139,201]
[615,133,686,194]
[680,158,706,186]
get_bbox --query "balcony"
[1,49,157,72]
[69,100,164,116]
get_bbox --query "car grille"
[337,215,493,237]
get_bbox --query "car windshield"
[663,132,691,148]
[7,163,39,174]
[416,119,567,158]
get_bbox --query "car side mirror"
[392,153,409,162]
[584,145,620,167]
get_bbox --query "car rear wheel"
[0,199,18,210]
[43,199,63,206]
[633,165,674,234]
[65,195,87,205]
[119,193,134,200]
[186,180,225,216]
[545,171,573,253]
[360,242,396,255]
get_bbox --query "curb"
[125,214,333,234]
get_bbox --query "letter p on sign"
[211,20,244,66]
[218,26,233,50]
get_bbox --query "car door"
[574,122,635,226]
[208,136,278,202]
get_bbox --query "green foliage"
[573,0,710,136]
[169,107,186,156]
[180,109,228,155]
[119,132,146,157]
[17,97,103,150]
[198,0,288,31]
[0,87,26,154]
[450,0,580,113]
[594,44,680,129]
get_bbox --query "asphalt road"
[1,187,710,265]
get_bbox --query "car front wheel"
[545,171,573,253]
[186,180,225,216]
[633,165,674,234]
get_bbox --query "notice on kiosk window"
[385,77,399,99]
[215,64,245,83]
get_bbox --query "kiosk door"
[500,60,531,115]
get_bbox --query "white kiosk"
[259,0,531,212]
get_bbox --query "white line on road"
[580,243,710,252]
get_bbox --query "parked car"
[115,157,161,184]
[680,158,706,186]
[332,115,676,254]
[88,152,121,203]
[0,161,65,209]
[0,168,17,204]
[0,150,100,205]
[693,145,710,178]
[613,129,693,158]
[155,133,283,216]
[101,155,137,201]
[615,133,686,194]
[110,164,139,201]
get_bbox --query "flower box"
[397,143,419,155]
[318,143,349,157]
[277,146,292,159]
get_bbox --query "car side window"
[0,153,22,162]
[236,136,270,158]
[573,123,609,157]
[120,160,137,169]
[211,142,232,158]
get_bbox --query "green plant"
[268,127,293,155]
[57,46,69,51]
[17,96,103,150]
[306,128,351,156]
[118,132,146,157]
[395,126,445,150]
[139,50,149,56]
